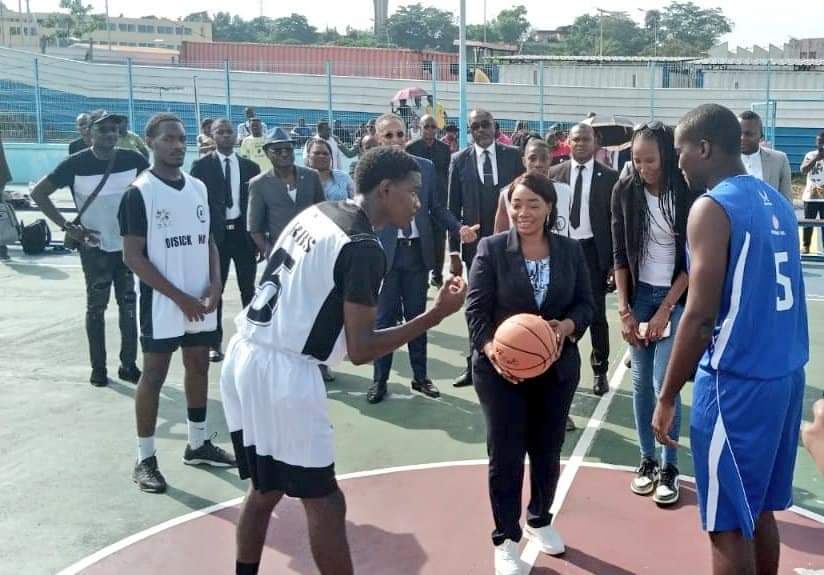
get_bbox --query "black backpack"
[20,219,51,255]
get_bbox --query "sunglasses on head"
[634,120,666,133]
[470,120,492,131]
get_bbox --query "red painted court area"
[64,463,823,574]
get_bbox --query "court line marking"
[55,457,823,574]
[519,350,629,569]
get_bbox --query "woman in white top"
[612,122,697,507]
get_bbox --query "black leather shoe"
[565,416,576,432]
[412,378,440,398]
[319,365,335,383]
[209,347,224,363]
[593,373,609,396]
[118,364,141,384]
[453,368,472,388]
[90,368,108,387]
[367,381,387,404]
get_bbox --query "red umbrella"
[393,87,428,102]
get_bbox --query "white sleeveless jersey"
[134,171,216,339]
[235,202,383,365]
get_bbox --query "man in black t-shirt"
[32,110,149,387]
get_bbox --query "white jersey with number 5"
[696,175,808,379]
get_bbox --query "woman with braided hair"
[612,121,699,506]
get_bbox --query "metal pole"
[431,61,438,110]
[33,57,43,143]
[765,59,773,144]
[105,0,111,50]
[538,62,545,136]
[127,57,135,129]
[458,0,467,149]
[325,61,333,124]
[224,59,231,120]
[648,60,655,120]
[193,76,201,133]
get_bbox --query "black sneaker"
[118,364,141,384]
[133,455,167,493]
[411,378,440,398]
[630,457,659,496]
[90,368,108,387]
[367,381,387,404]
[653,464,680,506]
[319,364,335,383]
[182,434,237,467]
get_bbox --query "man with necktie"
[549,123,618,396]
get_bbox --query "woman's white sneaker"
[494,539,524,575]
[524,524,566,556]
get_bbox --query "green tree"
[270,13,317,44]
[493,5,530,45]
[42,0,104,55]
[466,23,500,43]
[563,12,646,56]
[655,1,732,56]
[386,4,457,52]
[334,27,382,47]
[212,12,262,42]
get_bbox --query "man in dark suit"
[407,114,452,288]
[367,113,474,404]
[549,122,618,396]
[448,108,524,388]
[190,118,261,362]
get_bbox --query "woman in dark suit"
[466,172,593,574]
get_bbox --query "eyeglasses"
[470,120,492,131]
[634,120,666,133]
[384,131,405,138]
[269,147,293,155]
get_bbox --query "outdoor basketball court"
[1,226,822,573]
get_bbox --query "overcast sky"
[22,0,823,50]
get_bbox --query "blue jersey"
[696,175,808,379]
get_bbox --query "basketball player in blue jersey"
[653,104,809,575]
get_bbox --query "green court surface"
[0,249,822,574]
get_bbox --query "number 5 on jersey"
[775,251,794,312]
[247,248,296,326]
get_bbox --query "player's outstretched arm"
[343,277,466,365]
[653,197,729,446]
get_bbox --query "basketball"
[492,314,558,380]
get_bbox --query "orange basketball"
[492,314,558,380]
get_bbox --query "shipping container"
[179,41,459,81]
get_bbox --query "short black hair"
[445,124,458,133]
[507,172,559,232]
[817,131,824,140]
[145,112,183,139]
[210,117,232,129]
[317,121,330,129]
[354,147,420,196]
[200,117,213,129]
[739,110,761,123]
[677,104,740,156]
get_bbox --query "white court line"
[519,350,630,569]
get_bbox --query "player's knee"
[138,368,166,391]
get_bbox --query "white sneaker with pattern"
[494,539,523,575]
[524,524,566,556]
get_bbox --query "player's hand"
[483,341,522,384]
[802,398,824,475]
[459,224,480,244]
[646,308,671,343]
[449,253,464,277]
[547,319,573,362]
[202,281,222,314]
[433,276,466,318]
[620,312,642,347]
[652,398,679,448]
[176,293,207,322]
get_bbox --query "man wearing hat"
[190,118,261,362]
[247,136,324,262]
[32,110,149,386]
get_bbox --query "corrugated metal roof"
[488,55,696,63]
[694,58,824,67]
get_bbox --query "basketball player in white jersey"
[120,113,236,494]
[220,147,467,575]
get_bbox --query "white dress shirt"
[216,150,241,220]
[742,150,764,181]
[475,143,499,186]
[568,157,595,240]
[397,219,420,239]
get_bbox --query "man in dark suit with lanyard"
[191,118,261,362]
[549,122,618,396]
[448,108,524,388]
[367,113,477,403]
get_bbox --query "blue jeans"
[630,282,683,467]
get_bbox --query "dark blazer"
[611,172,699,305]
[549,159,618,272]
[190,151,261,245]
[406,138,451,206]
[448,142,524,261]
[246,165,325,245]
[378,156,461,271]
[466,229,594,381]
